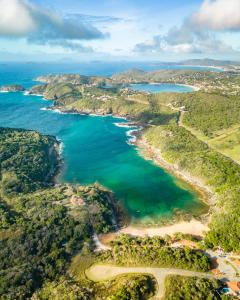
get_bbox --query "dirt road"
[86,264,214,299]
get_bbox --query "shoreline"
[110,136,216,238]
[176,83,200,92]
[118,219,209,238]
[135,137,215,207]
[51,138,64,185]
[45,105,214,234]
[151,82,200,92]
[130,82,200,92]
[32,90,214,236]
[176,64,225,71]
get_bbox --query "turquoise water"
[0,63,208,224]
[130,83,194,93]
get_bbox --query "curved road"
[86,264,214,299]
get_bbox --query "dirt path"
[86,264,214,299]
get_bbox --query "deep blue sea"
[0,62,211,224]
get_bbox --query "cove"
[130,83,195,93]
[0,92,207,225]
[0,64,209,225]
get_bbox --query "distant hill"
[179,58,240,67]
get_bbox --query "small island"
[0,84,25,92]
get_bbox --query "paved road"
[86,264,214,299]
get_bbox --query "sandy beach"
[99,219,209,246]
[177,83,200,91]
[119,219,209,237]
[98,135,216,240]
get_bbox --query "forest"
[99,234,211,272]
[0,127,158,300]
[144,124,240,252]
[163,275,229,300]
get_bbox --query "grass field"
[179,111,240,164]
[68,254,96,280]
[208,126,240,163]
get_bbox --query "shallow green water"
[58,115,208,224]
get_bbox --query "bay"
[0,62,209,224]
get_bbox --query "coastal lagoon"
[130,83,195,93]
[0,63,209,224]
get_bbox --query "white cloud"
[134,28,237,55]
[0,0,36,36]
[192,0,240,31]
[0,0,106,51]
[134,0,240,56]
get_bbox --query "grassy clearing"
[68,253,96,280]
[208,126,240,163]
[179,111,209,142]
[0,229,21,240]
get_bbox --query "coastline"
[120,135,217,237]
[150,82,200,92]
[51,138,64,185]
[32,90,214,237]
[43,104,214,235]
[119,219,209,238]
[135,136,215,206]
[130,82,200,92]
[176,83,200,92]
[176,64,225,72]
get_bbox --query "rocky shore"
[135,136,216,207]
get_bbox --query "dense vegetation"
[0,183,122,299]
[29,79,178,126]
[28,74,240,254]
[0,127,58,195]
[0,188,92,299]
[106,275,155,300]
[0,129,125,299]
[100,234,211,271]
[65,184,121,234]
[0,128,157,299]
[4,70,240,297]
[144,124,240,252]
[166,92,240,137]
[33,274,156,300]
[36,73,108,86]
[163,275,228,300]
[32,276,94,300]
[112,69,240,95]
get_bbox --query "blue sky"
[0,0,239,61]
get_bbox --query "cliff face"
[0,84,25,92]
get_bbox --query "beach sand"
[119,219,209,237]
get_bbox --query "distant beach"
[177,83,200,91]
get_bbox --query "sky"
[0,0,240,62]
